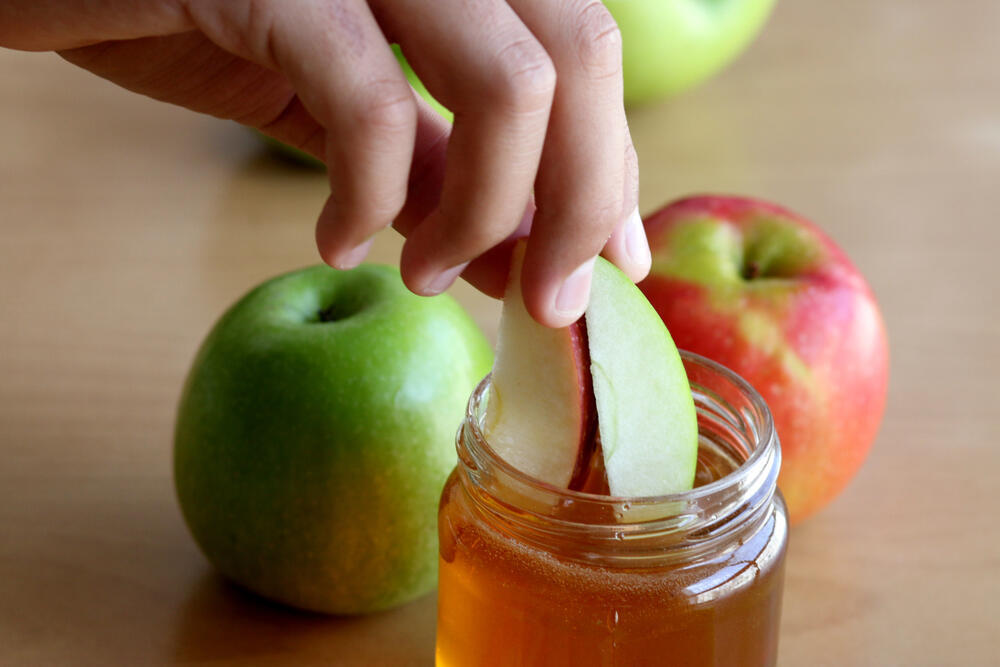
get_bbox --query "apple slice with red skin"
[484,243,597,489]
[485,242,698,497]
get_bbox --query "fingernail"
[624,207,651,268]
[554,257,596,318]
[334,238,374,270]
[425,262,469,295]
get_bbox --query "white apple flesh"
[586,258,699,497]
[484,244,596,488]
[485,244,698,497]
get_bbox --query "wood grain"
[2,0,998,664]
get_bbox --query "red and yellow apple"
[639,196,888,523]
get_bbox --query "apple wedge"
[586,257,698,497]
[486,242,698,498]
[483,244,597,488]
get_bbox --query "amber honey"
[435,352,788,667]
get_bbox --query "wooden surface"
[2,1,998,664]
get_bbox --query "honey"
[436,353,788,667]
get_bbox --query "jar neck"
[455,351,781,566]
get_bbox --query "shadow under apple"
[171,570,437,666]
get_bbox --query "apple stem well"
[317,303,350,323]
[315,293,369,323]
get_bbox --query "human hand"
[1,0,649,327]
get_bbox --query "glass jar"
[435,352,788,667]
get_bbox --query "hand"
[1,0,650,327]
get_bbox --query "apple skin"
[174,264,492,614]
[485,243,697,497]
[393,44,453,122]
[257,45,451,168]
[604,0,777,105]
[639,196,888,523]
[391,1,777,112]
[586,255,699,497]
[485,242,596,489]
[255,129,325,168]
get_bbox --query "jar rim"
[461,350,777,508]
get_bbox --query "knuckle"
[569,1,623,79]
[353,79,416,134]
[491,37,557,113]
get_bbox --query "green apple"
[256,44,451,168]
[391,2,776,108]
[605,0,778,105]
[485,243,698,497]
[174,264,492,614]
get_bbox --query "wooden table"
[2,1,997,664]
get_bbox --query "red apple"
[639,195,888,523]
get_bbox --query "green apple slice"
[586,257,699,497]
[484,244,596,488]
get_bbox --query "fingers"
[375,0,555,296]
[188,0,419,270]
[506,0,640,327]
[392,93,533,300]
[48,0,645,327]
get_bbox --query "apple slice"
[586,257,699,497]
[484,244,596,488]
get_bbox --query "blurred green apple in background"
[174,264,492,614]
[392,2,777,109]
[255,129,325,168]
[259,1,777,163]
[605,0,777,105]
[393,44,453,122]
[256,45,451,167]
[394,2,777,109]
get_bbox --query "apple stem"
[742,261,761,280]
